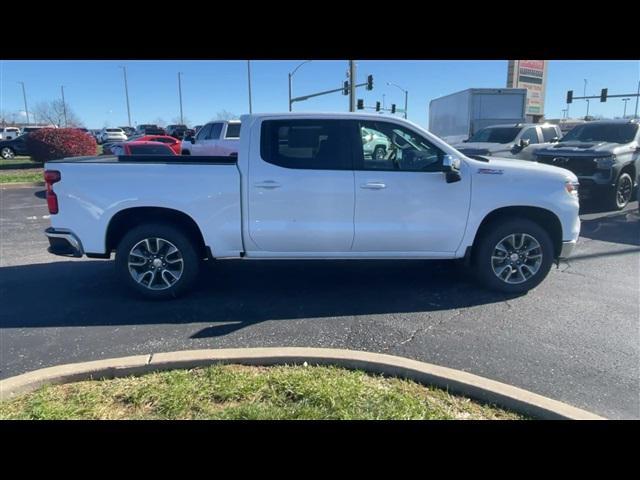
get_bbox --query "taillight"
[44,170,61,214]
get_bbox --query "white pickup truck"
[180,119,241,156]
[43,113,580,299]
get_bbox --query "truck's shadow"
[0,259,518,336]
[579,209,640,246]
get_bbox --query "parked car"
[535,119,640,210]
[99,128,128,144]
[361,127,392,160]
[21,125,55,134]
[165,124,189,139]
[119,126,137,138]
[0,134,30,159]
[125,135,182,155]
[0,127,21,140]
[135,124,165,135]
[181,120,240,156]
[42,113,580,299]
[452,123,562,161]
[110,141,177,156]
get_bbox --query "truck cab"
[181,120,241,156]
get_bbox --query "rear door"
[191,123,212,155]
[247,118,355,253]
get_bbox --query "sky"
[1,60,638,129]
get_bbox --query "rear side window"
[541,127,559,142]
[225,123,241,138]
[260,119,351,170]
[128,144,173,155]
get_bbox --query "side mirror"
[442,154,462,184]
[519,138,531,148]
[189,136,196,144]
[550,137,559,143]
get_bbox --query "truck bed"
[45,155,244,258]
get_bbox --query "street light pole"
[622,98,630,118]
[583,79,588,118]
[120,66,132,127]
[18,82,29,124]
[387,82,409,119]
[60,85,67,127]
[288,60,312,112]
[635,80,639,119]
[247,60,253,114]
[178,72,184,124]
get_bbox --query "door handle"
[360,182,386,190]
[254,180,281,189]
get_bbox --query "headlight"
[595,155,616,169]
[565,180,579,197]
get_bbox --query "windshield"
[468,127,520,144]
[106,129,123,133]
[561,123,638,144]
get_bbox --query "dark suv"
[135,124,165,135]
[535,119,640,210]
[165,124,189,139]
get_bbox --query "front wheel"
[115,223,200,299]
[609,172,633,211]
[472,219,554,294]
[1,147,15,159]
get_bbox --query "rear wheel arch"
[471,206,563,260]
[105,207,208,258]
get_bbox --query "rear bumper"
[559,240,576,259]
[45,227,84,257]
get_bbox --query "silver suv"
[535,119,640,210]
[453,123,562,161]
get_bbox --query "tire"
[372,145,386,160]
[181,150,191,155]
[1,147,16,159]
[608,172,633,211]
[115,223,200,300]
[472,218,554,294]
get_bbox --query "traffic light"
[366,75,373,91]
[391,104,396,114]
[357,99,364,110]
[375,101,381,112]
[566,90,573,104]
[600,88,608,102]
[343,81,349,96]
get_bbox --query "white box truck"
[429,88,528,145]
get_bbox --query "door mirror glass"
[442,154,460,172]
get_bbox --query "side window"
[520,128,540,144]
[541,127,559,142]
[209,123,223,140]
[355,120,444,172]
[195,123,211,141]
[260,119,350,170]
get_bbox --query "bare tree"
[214,110,239,121]
[153,117,167,127]
[171,116,191,126]
[33,100,83,127]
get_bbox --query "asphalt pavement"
[1,185,638,419]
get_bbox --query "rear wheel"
[472,219,554,294]
[115,223,200,299]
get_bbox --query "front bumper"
[45,227,84,257]
[559,240,576,259]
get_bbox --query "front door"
[248,119,355,253]
[351,120,471,254]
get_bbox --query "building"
[507,60,548,124]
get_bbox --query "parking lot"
[0,185,638,419]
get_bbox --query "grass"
[0,156,43,184]
[0,364,525,420]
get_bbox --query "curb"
[0,181,45,189]
[0,347,605,420]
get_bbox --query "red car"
[111,141,176,155]
[129,134,182,154]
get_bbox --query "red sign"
[520,60,544,71]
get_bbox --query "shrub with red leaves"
[26,128,97,162]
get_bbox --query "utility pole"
[18,82,29,124]
[60,85,67,127]
[387,82,409,119]
[635,80,639,119]
[349,60,356,112]
[120,66,132,127]
[178,72,184,124]
[583,79,588,118]
[247,60,253,114]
